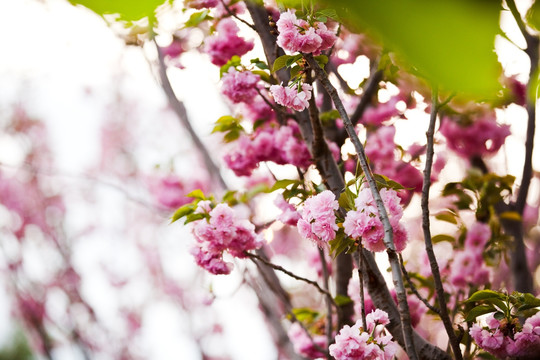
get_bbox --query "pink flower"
[288,322,326,358]
[464,222,491,253]
[298,191,339,247]
[344,187,407,252]
[204,18,254,66]
[191,203,262,274]
[274,194,301,226]
[276,10,336,55]
[270,83,313,111]
[440,114,511,158]
[185,0,218,9]
[330,311,397,360]
[361,97,401,127]
[221,68,260,104]
[366,309,390,331]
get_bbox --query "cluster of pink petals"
[147,174,207,210]
[439,115,511,158]
[449,222,491,288]
[343,187,408,252]
[274,194,301,226]
[287,322,327,359]
[224,121,311,176]
[204,18,254,66]
[270,83,313,111]
[221,68,260,104]
[191,203,263,275]
[470,313,540,358]
[276,10,337,55]
[364,125,425,205]
[329,309,398,360]
[240,96,275,123]
[361,96,402,127]
[297,190,339,247]
[184,0,218,9]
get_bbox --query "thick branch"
[319,248,333,359]
[505,0,538,293]
[305,53,418,360]
[246,1,354,327]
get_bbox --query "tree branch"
[305,52,419,360]
[421,87,463,359]
[154,40,228,191]
[319,248,334,359]
[398,254,440,316]
[246,251,337,306]
[246,2,354,328]
[505,0,538,293]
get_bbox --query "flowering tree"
[2,0,540,359]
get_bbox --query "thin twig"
[398,254,440,315]
[246,252,337,306]
[219,0,257,30]
[305,52,419,360]
[422,87,463,360]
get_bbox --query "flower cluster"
[221,68,260,104]
[274,194,301,226]
[449,222,491,288]
[364,125,425,204]
[223,121,311,176]
[288,322,327,359]
[276,10,337,55]
[191,203,263,275]
[329,309,398,360]
[204,18,254,66]
[270,83,312,111]
[439,114,511,158]
[297,190,339,247]
[343,187,408,252]
[470,313,540,358]
[147,174,207,210]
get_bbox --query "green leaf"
[338,188,355,211]
[69,0,167,21]
[184,212,207,224]
[431,234,455,244]
[322,0,502,99]
[434,211,458,224]
[253,119,267,131]
[334,294,353,306]
[289,65,303,80]
[493,311,505,321]
[286,54,303,67]
[186,189,206,200]
[184,9,212,28]
[316,8,341,22]
[251,70,273,84]
[314,55,329,67]
[466,290,504,303]
[273,55,293,73]
[291,307,319,323]
[465,304,496,322]
[219,56,241,77]
[329,231,356,258]
[171,203,196,223]
[270,179,299,192]
[224,129,241,142]
[499,211,522,222]
[222,190,238,205]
